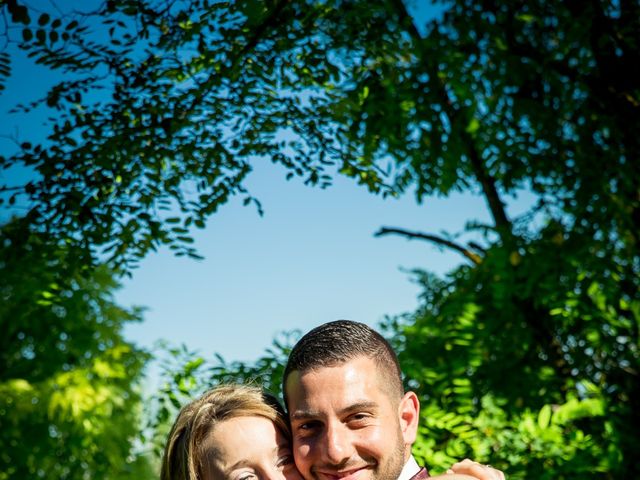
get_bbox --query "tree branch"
[375,226,482,264]
[463,130,513,235]
[389,0,513,241]
[388,0,423,41]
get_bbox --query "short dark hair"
[283,320,404,405]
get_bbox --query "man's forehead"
[310,354,381,372]
[285,356,387,405]
[287,355,376,383]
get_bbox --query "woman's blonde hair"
[160,384,289,480]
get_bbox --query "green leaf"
[516,14,537,23]
[22,28,33,42]
[465,118,480,135]
[538,404,552,429]
[38,13,50,26]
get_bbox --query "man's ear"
[398,391,420,445]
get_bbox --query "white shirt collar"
[398,455,421,480]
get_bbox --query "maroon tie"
[409,467,430,479]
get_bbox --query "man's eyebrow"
[289,409,319,421]
[339,401,379,415]
[290,401,379,421]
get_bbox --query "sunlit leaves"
[412,394,611,478]
[0,220,152,479]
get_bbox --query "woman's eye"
[237,474,257,480]
[233,471,257,480]
[277,454,294,467]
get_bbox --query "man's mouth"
[315,465,370,480]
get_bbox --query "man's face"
[285,355,419,480]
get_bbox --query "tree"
[2,0,638,477]
[0,219,154,479]
[2,0,638,266]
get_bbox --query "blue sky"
[116,163,493,360]
[1,1,535,390]
[112,154,533,392]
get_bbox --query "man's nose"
[321,422,353,465]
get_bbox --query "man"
[283,320,505,480]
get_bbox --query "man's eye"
[298,421,320,432]
[349,413,371,423]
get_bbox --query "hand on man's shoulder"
[439,458,505,480]
[431,475,481,480]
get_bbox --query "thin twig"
[375,226,482,264]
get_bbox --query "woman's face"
[208,415,303,480]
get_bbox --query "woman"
[161,384,502,480]
[161,384,300,480]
